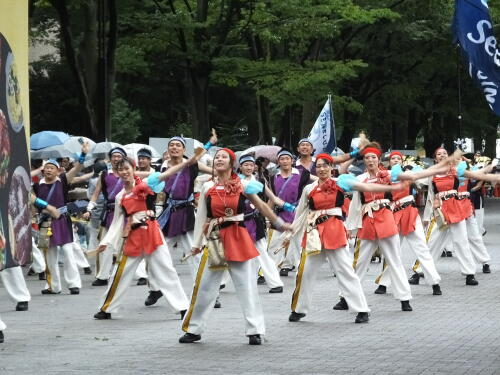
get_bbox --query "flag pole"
[328,93,337,152]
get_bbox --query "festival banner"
[308,96,337,156]
[453,0,500,116]
[0,0,32,269]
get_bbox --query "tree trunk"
[256,94,272,144]
[188,66,211,140]
[406,108,420,150]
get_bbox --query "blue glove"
[390,164,403,183]
[337,174,357,192]
[147,172,166,193]
[244,180,264,194]
[282,202,296,212]
[456,161,467,178]
[34,197,49,210]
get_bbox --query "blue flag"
[307,96,337,155]
[453,0,500,115]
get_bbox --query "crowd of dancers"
[0,134,496,345]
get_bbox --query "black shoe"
[483,264,491,274]
[333,297,349,310]
[0,331,3,343]
[482,230,487,236]
[432,284,442,295]
[15,301,28,311]
[269,286,283,293]
[94,311,111,320]
[355,312,370,323]
[180,310,187,320]
[83,267,92,275]
[248,334,262,345]
[137,277,148,286]
[401,300,413,311]
[41,289,60,295]
[446,250,453,257]
[466,275,479,286]
[69,287,80,295]
[374,285,387,294]
[441,251,447,258]
[219,284,225,290]
[144,290,163,306]
[408,273,420,285]
[27,268,35,276]
[257,276,266,285]
[179,333,201,343]
[214,296,221,308]
[92,278,108,286]
[289,311,306,322]
[38,272,46,280]
[279,268,289,277]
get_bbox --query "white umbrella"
[30,136,95,161]
[123,143,161,161]
[91,141,123,159]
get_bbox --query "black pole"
[97,0,109,141]
[457,44,463,140]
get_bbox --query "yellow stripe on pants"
[352,239,361,270]
[374,258,388,284]
[182,248,209,332]
[101,255,128,312]
[291,249,308,312]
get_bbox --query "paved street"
[1,200,500,374]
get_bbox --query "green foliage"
[110,98,142,143]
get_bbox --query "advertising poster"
[0,0,31,269]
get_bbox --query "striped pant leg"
[405,217,441,285]
[182,251,224,335]
[266,229,286,267]
[146,245,189,313]
[98,254,141,313]
[291,250,325,315]
[255,238,283,289]
[0,266,31,303]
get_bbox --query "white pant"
[475,207,485,235]
[73,239,90,269]
[134,259,148,280]
[377,217,441,287]
[353,235,412,301]
[424,219,476,275]
[98,244,189,314]
[31,237,46,273]
[95,228,116,280]
[292,247,369,314]
[45,243,82,292]
[182,251,265,336]
[254,238,283,289]
[466,215,490,265]
[0,314,5,331]
[267,229,301,269]
[164,231,201,283]
[0,266,31,302]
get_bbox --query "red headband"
[389,151,403,159]
[316,153,334,164]
[362,147,382,158]
[218,148,236,163]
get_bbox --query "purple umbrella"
[241,145,282,163]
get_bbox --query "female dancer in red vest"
[180,148,291,345]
